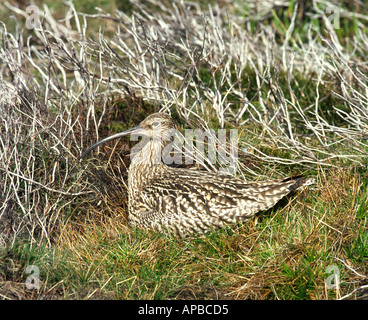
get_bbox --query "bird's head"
[79,112,176,159]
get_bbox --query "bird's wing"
[133,170,309,236]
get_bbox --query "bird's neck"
[128,139,168,195]
[131,138,166,166]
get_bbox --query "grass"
[1,0,368,300]
[1,168,366,300]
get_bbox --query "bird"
[79,112,313,237]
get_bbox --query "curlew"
[79,112,313,236]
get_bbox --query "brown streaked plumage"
[79,112,313,236]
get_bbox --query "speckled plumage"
[80,113,313,236]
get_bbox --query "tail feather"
[281,175,315,192]
[254,175,314,214]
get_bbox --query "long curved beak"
[79,125,143,159]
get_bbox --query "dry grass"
[26,167,363,300]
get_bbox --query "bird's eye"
[152,121,160,127]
